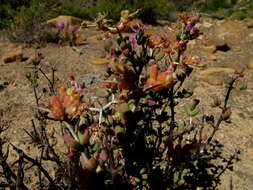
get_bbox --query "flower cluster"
[146,64,176,91]
[56,21,79,33]
[48,77,85,120]
[55,21,79,44]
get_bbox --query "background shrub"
[1,0,253,30]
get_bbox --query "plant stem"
[207,82,234,143]
[11,144,56,187]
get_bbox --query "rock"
[198,67,235,86]
[83,76,96,86]
[187,40,197,50]
[203,76,223,86]
[215,20,248,38]
[202,45,216,53]
[202,40,231,53]
[201,21,213,28]
[204,39,227,48]
[215,20,247,34]
[248,33,253,38]
[2,48,23,63]
[225,62,240,70]
[83,74,101,86]
[207,54,217,61]
[90,58,109,65]
[247,62,253,69]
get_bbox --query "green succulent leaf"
[185,105,200,117]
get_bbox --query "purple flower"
[69,25,79,33]
[69,76,75,81]
[184,24,193,33]
[131,23,148,33]
[174,40,188,50]
[68,75,85,92]
[179,40,187,47]
[190,27,199,35]
[56,21,65,30]
[129,36,137,47]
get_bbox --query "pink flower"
[48,83,85,120]
[184,24,193,32]
[68,76,85,92]
[174,40,188,50]
[56,21,65,30]
[69,25,79,33]
[129,36,137,47]
[131,23,147,33]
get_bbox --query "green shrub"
[14,4,47,26]
[0,0,30,28]
[56,0,176,24]
[201,0,232,12]
[56,0,92,20]
[7,21,60,44]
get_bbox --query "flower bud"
[140,168,147,175]
[185,99,200,117]
[49,96,65,120]
[211,95,221,107]
[99,149,108,161]
[142,174,148,180]
[78,129,90,145]
[221,107,232,121]
[190,99,200,110]
[63,135,79,151]
[129,176,140,185]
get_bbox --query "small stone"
[83,76,95,85]
[204,39,226,48]
[207,54,217,61]
[187,40,197,50]
[202,45,216,53]
[204,76,223,86]
[225,62,240,69]
[2,48,23,63]
[248,33,253,38]
[247,62,253,69]
[202,22,213,28]
[198,67,235,86]
[90,58,109,65]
